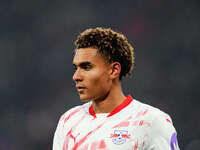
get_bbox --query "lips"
[76,86,86,92]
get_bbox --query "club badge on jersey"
[110,130,130,145]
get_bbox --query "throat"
[92,94,126,114]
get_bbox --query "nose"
[73,68,83,82]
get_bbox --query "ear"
[109,62,121,80]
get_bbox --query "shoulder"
[150,109,177,137]
[57,102,91,125]
[133,100,179,149]
[131,99,177,134]
[131,99,167,121]
[133,99,167,116]
[148,109,179,149]
[137,100,176,133]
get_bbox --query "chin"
[79,94,92,102]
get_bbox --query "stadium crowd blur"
[0,0,199,149]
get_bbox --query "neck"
[92,81,126,114]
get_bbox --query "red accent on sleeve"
[63,106,86,126]
[166,118,172,123]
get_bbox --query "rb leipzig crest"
[110,130,130,145]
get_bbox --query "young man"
[53,27,180,150]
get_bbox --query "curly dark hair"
[74,27,134,80]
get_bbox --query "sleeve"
[147,112,180,150]
[52,115,64,150]
[52,106,81,150]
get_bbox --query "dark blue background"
[0,0,199,149]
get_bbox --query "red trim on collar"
[89,103,96,118]
[107,95,133,117]
[89,95,133,118]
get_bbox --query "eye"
[81,64,92,70]
[79,62,93,71]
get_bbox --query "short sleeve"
[52,105,82,150]
[52,115,64,150]
[147,111,180,150]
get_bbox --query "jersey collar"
[89,95,133,118]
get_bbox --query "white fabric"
[53,98,180,150]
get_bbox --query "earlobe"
[110,62,121,79]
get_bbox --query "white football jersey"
[53,95,180,150]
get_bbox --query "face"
[73,48,112,102]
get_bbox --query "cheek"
[86,69,110,91]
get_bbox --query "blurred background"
[0,0,199,149]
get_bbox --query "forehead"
[73,48,106,64]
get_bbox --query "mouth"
[76,86,86,92]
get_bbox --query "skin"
[73,47,126,114]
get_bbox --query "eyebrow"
[73,61,94,67]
